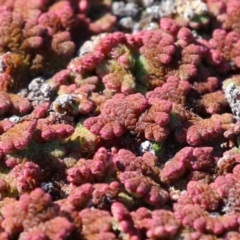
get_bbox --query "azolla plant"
[1,0,240,239]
